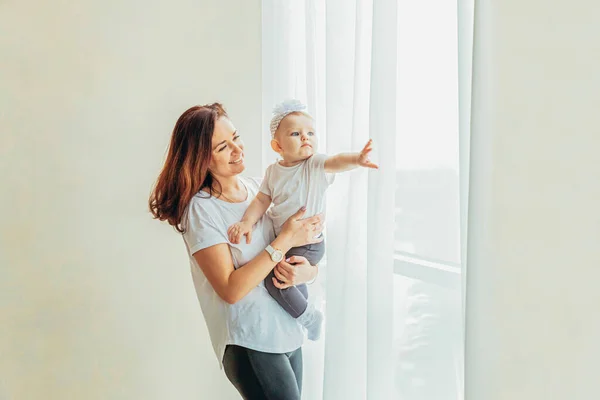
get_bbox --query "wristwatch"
[265,245,284,263]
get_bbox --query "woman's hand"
[272,256,318,289]
[277,207,324,249]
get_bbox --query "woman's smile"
[229,155,244,164]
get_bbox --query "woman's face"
[208,116,245,180]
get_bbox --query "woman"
[149,103,323,399]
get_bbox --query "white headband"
[269,99,310,138]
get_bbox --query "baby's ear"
[270,139,283,154]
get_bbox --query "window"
[393,0,463,398]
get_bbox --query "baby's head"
[269,99,318,164]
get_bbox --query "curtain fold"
[310,2,399,396]
[366,0,397,398]
[323,0,370,398]
[458,1,474,399]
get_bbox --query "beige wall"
[0,1,261,399]
[466,0,600,399]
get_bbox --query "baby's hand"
[358,139,379,169]
[227,221,254,244]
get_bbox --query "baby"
[227,99,377,340]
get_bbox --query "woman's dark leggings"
[222,345,303,400]
[264,240,325,318]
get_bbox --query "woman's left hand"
[272,256,317,289]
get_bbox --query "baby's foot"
[297,304,323,341]
[305,309,323,341]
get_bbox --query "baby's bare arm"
[241,192,272,225]
[324,139,378,173]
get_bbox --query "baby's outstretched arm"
[227,191,272,244]
[324,139,379,173]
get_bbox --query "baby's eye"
[307,131,315,136]
[291,132,300,136]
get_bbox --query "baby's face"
[273,113,318,164]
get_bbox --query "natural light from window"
[393,0,463,399]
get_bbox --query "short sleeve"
[183,199,229,255]
[308,153,336,186]
[258,166,273,197]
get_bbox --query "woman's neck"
[212,176,247,202]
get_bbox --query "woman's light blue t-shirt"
[182,176,304,367]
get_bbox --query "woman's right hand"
[278,207,324,248]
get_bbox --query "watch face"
[272,250,284,263]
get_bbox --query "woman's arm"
[271,256,319,289]
[193,236,289,304]
[194,207,324,304]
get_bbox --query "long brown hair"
[149,103,227,233]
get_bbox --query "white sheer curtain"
[262,1,472,399]
[322,0,396,399]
